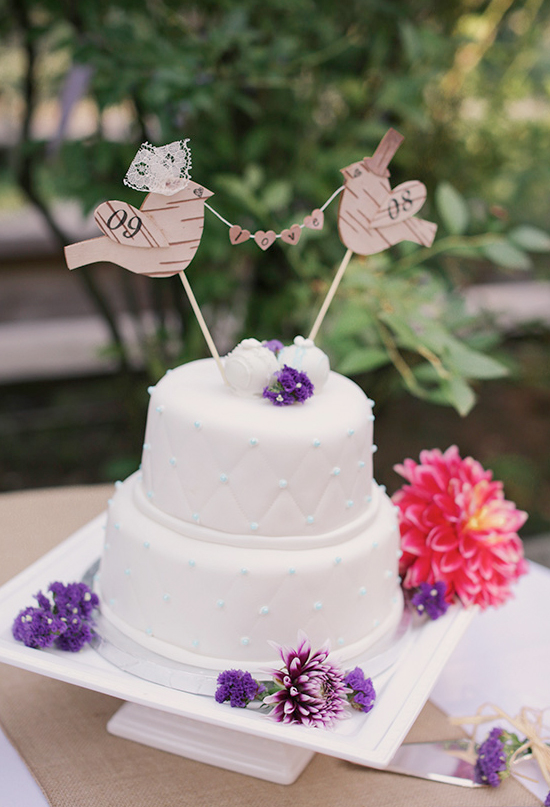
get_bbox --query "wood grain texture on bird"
[64,181,214,277]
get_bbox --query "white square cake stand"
[0,514,476,784]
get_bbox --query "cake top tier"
[140,358,375,539]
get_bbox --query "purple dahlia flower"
[474,728,507,787]
[264,631,350,728]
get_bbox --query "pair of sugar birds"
[65,130,436,278]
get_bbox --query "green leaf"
[508,226,550,253]
[435,182,469,235]
[338,347,390,376]
[442,341,508,379]
[441,376,476,416]
[481,240,532,270]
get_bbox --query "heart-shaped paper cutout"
[303,209,324,230]
[254,230,277,250]
[193,187,204,198]
[280,224,302,245]
[229,224,251,245]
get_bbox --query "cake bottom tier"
[98,473,404,671]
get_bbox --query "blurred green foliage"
[2,0,550,413]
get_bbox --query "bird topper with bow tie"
[64,131,437,377]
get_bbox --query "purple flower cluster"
[263,365,314,407]
[474,728,507,787]
[264,632,349,728]
[12,582,99,653]
[262,339,284,355]
[544,790,550,806]
[215,670,265,708]
[344,667,376,713]
[411,581,449,620]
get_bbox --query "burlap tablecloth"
[0,485,540,806]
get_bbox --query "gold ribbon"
[450,704,550,786]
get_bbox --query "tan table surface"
[0,485,540,806]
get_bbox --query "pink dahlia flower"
[264,631,349,727]
[392,446,528,609]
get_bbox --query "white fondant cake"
[98,355,403,671]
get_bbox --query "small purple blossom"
[474,728,507,787]
[344,667,376,713]
[12,581,98,652]
[411,581,449,620]
[264,631,349,728]
[215,669,265,708]
[12,606,66,649]
[544,791,550,806]
[262,339,284,355]
[263,365,314,407]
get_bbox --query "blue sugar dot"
[366,397,375,406]
[143,443,151,450]
[348,428,355,436]
[358,460,366,469]
[278,479,288,489]
[314,601,323,611]
[156,405,164,414]
[392,596,398,604]
[101,524,106,531]
[147,386,155,395]
[115,480,122,489]
[288,567,296,575]
[146,627,153,635]
[169,457,177,466]
[220,473,228,483]
[192,639,199,647]
[104,542,110,550]
[217,599,225,608]
[250,522,259,531]
[373,540,379,548]
[124,568,131,576]
[306,515,314,525]
[366,495,373,503]
[163,594,170,602]
[397,549,403,558]
[374,619,380,627]
[147,490,154,499]
[359,586,367,596]
[114,522,120,530]
[194,420,201,429]
[241,637,250,646]
[107,498,113,506]
[337,637,344,646]
[249,437,258,446]
[334,557,342,565]
[368,414,375,422]
[379,484,387,493]
[188,559,196,567]
[192,513,199,522]
[332,467,341,476]
[346,500,354,509]
[143,541,150,548]
[385,569,393,578]
[313,438,321,447]
[372,444,378,453]
[109,598,116,606]
[240,567,248,575]
[259,606,269,615]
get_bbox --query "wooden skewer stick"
[308,248,353,342]
[178,271,229,386]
